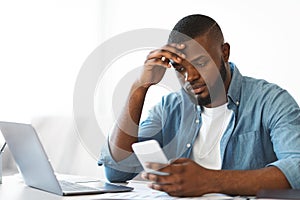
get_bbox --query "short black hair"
[168,14,224,44]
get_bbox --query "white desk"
[0,175,104,200]
[0,175,259,200]
[0,174,179,200]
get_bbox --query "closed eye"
[192,60,209,68]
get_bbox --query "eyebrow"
[172,55,208,69]
[190,55,208,63]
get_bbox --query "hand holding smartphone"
[132,140,170,176]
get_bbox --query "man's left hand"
[141,158,218,197]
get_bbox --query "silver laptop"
[0,121,133,196]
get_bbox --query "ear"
[222,43,230,62]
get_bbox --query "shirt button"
[195,119,200,123]
[186,143,191,148]
[236,101,240,106]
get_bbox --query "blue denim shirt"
[99,63,300,188]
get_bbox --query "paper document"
[93,180,240,199]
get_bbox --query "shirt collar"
[227,62,242,107]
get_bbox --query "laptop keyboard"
[59,180,99,191]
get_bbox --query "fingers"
[142,170,182,185]
[144,57,172,69]
[144,171,185,197]
[145,43,186,68]
[142,160,188,183]
[148,181,184,196]
[145,162,168,172]
[142,158,204,197]
[147,43,185,60]
[144,158,190,176]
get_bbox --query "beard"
[183,59,227,106]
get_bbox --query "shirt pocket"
[228,130,273,169]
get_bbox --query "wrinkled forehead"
[181,37,211,61]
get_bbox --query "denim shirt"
[99,62,300,189]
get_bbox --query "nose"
[185,66,201,82]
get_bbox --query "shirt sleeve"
[265,88,300,189]
[98,99,165,182]
[98,136,142,182]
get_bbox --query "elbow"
[104,165,138,183]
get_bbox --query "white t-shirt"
[191,103,233,170]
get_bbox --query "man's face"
[173,36,229,107]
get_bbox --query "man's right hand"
[138,43,186,88]
[109,43,186,162]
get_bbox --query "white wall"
[98,0,300,103]
[0,0,100,120]
[0,0,299,178]
[0,0,104,177]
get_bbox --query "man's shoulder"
[230,63,284,94]
[230,65,294,106]
[161,89,184,101]
[239,75,299,109]
[242,75,285,95]
[158,89,193,109]
[232,66,280,91]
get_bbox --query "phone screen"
[132,140,169,175]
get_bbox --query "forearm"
[213,166,291,195]
[109,80,150,162]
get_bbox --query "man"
[98,14,300,197]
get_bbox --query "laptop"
[0,121,133,196]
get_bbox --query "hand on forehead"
[180,37,212,62]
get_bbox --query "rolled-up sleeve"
[98,137,142,182]
[98,91,185,182]
[268,158,300,189]
[266,89,300,188]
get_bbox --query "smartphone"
[132,140,169,176]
